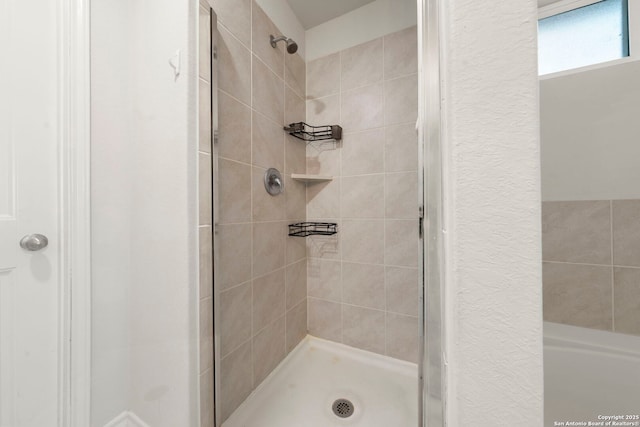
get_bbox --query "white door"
[0,0,62,425]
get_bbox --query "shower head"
[270,34,298,54]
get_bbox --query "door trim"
[58,0,91,425]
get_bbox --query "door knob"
[20,234,49,251]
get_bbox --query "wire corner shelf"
[288,222,338,237]
[284,122,342,142]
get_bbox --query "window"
[538,0,629,75]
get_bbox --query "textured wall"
[304,26,420,363]
[440,0,543,425]
[212,0,308,421]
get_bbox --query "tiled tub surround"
[543,200,640,336]
[213,0,307,422]
[304,27,421,363]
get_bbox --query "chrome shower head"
[270,34,298,54]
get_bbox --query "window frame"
[538,0,640,77]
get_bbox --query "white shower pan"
[222,336,419,427]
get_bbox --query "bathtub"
[544,322,640,427]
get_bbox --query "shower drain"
[332,398,355,418]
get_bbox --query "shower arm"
[270,35,288,48]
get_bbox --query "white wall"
[91,0,199,425]
[256,0,306,59]
[305,0,417,60]
[439,0,544,425]
[90,0,133,423]
[541,60,640,201]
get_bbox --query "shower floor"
[222,336,419,427]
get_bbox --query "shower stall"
[207,0,425,424]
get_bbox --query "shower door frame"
[418,0,446,426]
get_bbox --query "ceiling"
[286,0,377,30]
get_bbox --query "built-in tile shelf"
[291,174,333,183]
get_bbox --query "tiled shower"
[206,0,420,423]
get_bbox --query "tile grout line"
[610,200,615,332]
[543,260,640,270]
[249,0,256,392]
[382,34,389,358]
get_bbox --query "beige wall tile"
[252,315,286,385]
[341,130,384,176]
[286,135,307,174]
[613,267,640,335]
[200,369,214,427]
[386,313,418,363]
[384,74,418,126]
[220,341,252,421]
[199,6,211,82]
[385,172,418,219]
[285,175,306,221]
[286,231,307,263]
[200,297,213,373]
[286,299,307,351]
[253,221,286,279]
[308,258,342,302]
[301,26,419,362]
[219,91,251,164]
[308,298,342,342]
[613,200,640,267]
[252,167,286,221]
[212,0,251,47]
[251,1,285,78]
[253,268,286,332]
[341,38,383,91]
[307,53,340,100]
[285,87,305,126]
[341,83,384,132]
[385,220,419,267]
[386,266,419,317]
[342,262,385,310]
[342,220,385,264]
[218,159,251,224]
[542,200,611,264]
[307,95,340,128]
[543,262,613,330]
[384,26,418,80]
[218,224,252,290]
[199,79,212,153]
[385,123,418,172]
[285,53,306,98]
[252,56,284,124]
[199,153,212,225]
[306,228,341,260]
[218,26,251,105]
[341,175,385,219]
[199,226,213,299]
[220,282,252,357]
[286,259,307,309]
[307,180,340,219]
[343,305,385,354]
[306,141,340,176]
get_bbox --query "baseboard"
[104,411,150,427]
